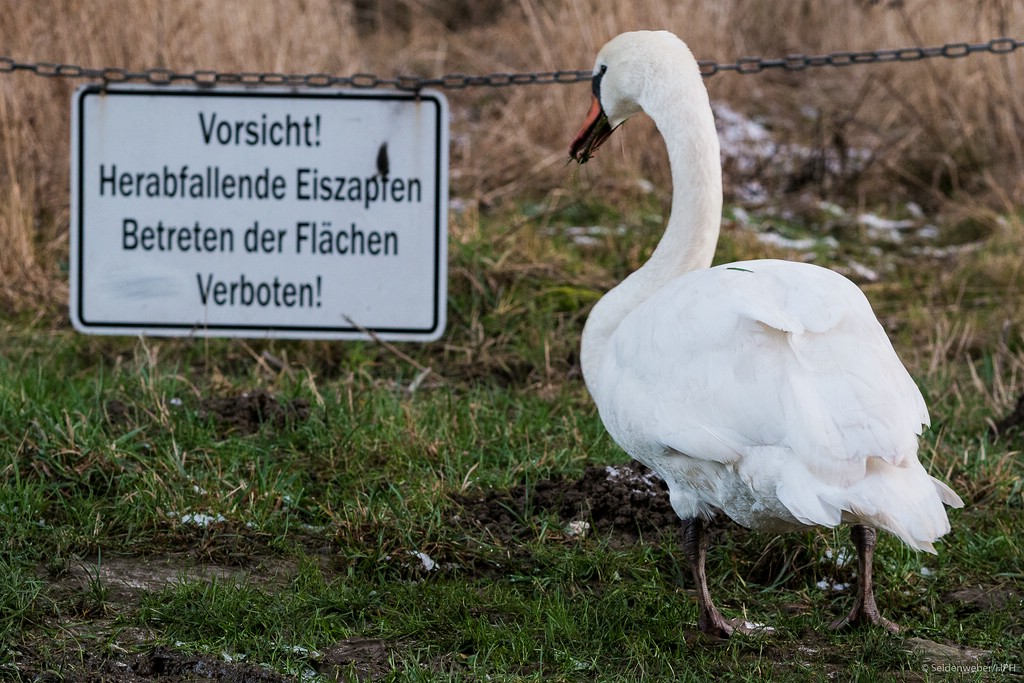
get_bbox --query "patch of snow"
[823,547,852,568]
[755,232,831,251]
[604,464,662,498]
[713,101,870,194]
[635,178,656,194]
[285,644,320,657]
[858,213,917,230]
[566,520,590,537]
[568,657,592,671]
[800,105,819,119]
[816,580,850,592]
[818,201,848,219]
[713,102,776,175]
[410,551,437,572]
[845,260,880,282]
[170,512,226,527]
[168,397,183,407]
[858,213,917,242]
[730,206,751,226]
[449,197,472,213]
[741,621,777,634]
[920,566,934,577]
[562,224,627,247]
[911,243,979,259]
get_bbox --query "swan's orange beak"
[569,95,613,164]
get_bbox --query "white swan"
[569,30,962,638]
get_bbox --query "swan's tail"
[835,458,964,554]
[775,454,963,553]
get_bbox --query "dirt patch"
[454,461,682,544]
[17,638,392,683]
[122,647,291,682]
[903,637,992,668]
[19,556,389,683]
[105,390,311,436]
[18,645,293,683]
[52,555,297,604]
[314,638,392,681]
[198,389,311,436]
[105,398,138,427]
[944,585,1022,613]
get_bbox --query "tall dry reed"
[0,0,1022,313]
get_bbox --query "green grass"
[1,200,1023,681]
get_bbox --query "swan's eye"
[592,64,608,100]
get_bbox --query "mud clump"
[104,398,137,427]
[455,461,682,544]
[199,389,311,435]
[315,638,392,681]
[20,645,292,683]
[125,647,289,681]
[944,585,1022,614]
[18,639,394,682]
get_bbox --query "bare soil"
[453,460,680,544]
[197,390,312,436]
[18,640,392,682]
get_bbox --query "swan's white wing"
[596,260,930,525]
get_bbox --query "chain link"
[1,37,1021,90]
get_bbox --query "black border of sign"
[72,86,447,339]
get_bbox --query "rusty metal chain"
[1,37,1021,89]
[0,56,594,89]
[697,36,1024,76]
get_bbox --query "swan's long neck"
[644,80,722,275]
[581,67,722,396]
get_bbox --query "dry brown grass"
[1,0,1023,314]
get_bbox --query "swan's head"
[570,30,699,164]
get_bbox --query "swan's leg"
[830,524,900,633]
[682,517,734,638]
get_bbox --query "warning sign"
[70,85,448,341]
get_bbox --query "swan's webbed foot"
[829,602,900,634]
[698,613,775,640]
[697,605,735,640]
[829,524,900,634]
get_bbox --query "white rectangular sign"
[70,85,448,340]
